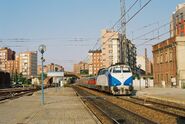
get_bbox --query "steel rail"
[73,86,157,124]
[118,96,185,119]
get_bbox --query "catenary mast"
[120,0,127,64]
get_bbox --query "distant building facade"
[0,47,15,71]
[101,29,136,71]
[136,55,153,75]
[88,50,102,75]
[5,55,19,74]
[38,63,64,75]
[170,3,185,37]
[121,39,137,71]
[152,36,185,88]
[19,51,37,78]
[73,61,89,75]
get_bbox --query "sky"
[0,0,185,71]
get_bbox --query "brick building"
[153,36,185,88]
[88,50,102,75]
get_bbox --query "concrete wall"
[176,37,185,88]
[0,71,11,89]
[133,78,154,90]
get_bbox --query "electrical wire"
[83,0,152,62]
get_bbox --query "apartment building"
[73,61,89,74]
[5,55,19,74]
[170,3,185,37]
[101,29,122,68]
[88,50,102,75]
[121,39,137,71]
[101,29,136,71]
[19,51,37,78]
[152,36,185,88]
[0,47,15,71]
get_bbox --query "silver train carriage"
[96,64,133,95]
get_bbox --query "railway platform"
[0,87,101,124]
[136,87,185,105]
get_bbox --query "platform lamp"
[38,44,46,105]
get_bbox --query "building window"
[109,50,112,53]
[169,50,173,61]
[161,74,163,81]
[160,53,163,63]
[180,32,184,36]
[165,52,168,62]
[180,23,184,30]
[158,74,160,83]
[109,44,112,48]
[176,15,179,23]
[180,13,183,21]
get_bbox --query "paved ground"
[0,87,100,124]
[136,87,185,104]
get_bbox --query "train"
[77,64,134,95]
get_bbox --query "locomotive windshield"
[122,67,131,72]
[111,66,131,73]
[112,67,122,73]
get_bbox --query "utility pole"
[120,0,126,36]
[120,0,127,64]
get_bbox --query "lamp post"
[38,44,46,105]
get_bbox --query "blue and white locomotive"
[96,64,133,95]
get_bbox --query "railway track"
[118,96,185,118]
[0,88,38,101]
[74,85,185,124]
[73,86,157,124]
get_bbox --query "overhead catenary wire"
[83,0,152,62]
[133,22,171,41]
[132,12,185,43]
[98,0,152,50]
[136,22,182,47]
[90,0,140,51]
[136,29,171,46]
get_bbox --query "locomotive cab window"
[122,67,131,72]
[98,69,108,75]
[112,67,122,73]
